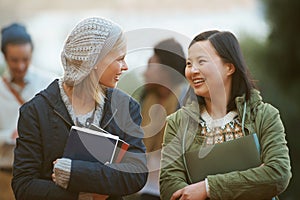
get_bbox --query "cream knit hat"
[61,17,122,85]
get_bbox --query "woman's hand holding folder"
[171,180,208,200]
[52,159,109,200]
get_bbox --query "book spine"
[114,142,130,163]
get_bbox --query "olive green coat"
[160,90,291,200]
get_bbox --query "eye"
[198,59,205,65]
[11,58,19,63]
[117,56,125,62]
[186,61,192,68]
[23,58,29,63]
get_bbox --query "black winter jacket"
[12,80,148,200]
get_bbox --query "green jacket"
[160,90,291,200]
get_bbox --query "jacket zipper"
[54,109,72,127]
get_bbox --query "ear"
[225,63,235,76]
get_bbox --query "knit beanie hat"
[1,23,32,54]
[61,17,122,85]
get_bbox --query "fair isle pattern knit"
[200,107,244,145]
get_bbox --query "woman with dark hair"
[160,30,291,200]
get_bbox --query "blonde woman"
[12,17,147,200]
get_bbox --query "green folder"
[184,133,261,183]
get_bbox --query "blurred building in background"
[0,0,267,77]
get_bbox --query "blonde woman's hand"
[51,173,56,183]
[171,181,207,200]
[93,194,109,200]
[52,159,58,182]
[78,193,109,200]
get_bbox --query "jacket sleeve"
[160,112,189,200]
[12,103,78,200]
[66,97,148,196]
[207,104,292,200]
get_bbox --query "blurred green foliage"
[0,64,5,75]
[239,0,300,199]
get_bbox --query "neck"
[157,87,172,100]
[11,78,26,88]
[204,98,227,119]
[63,83,95,115]
[204,79,232,119]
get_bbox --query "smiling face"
[95,45,128,88]
[4,43,32,84]
[185,40,234,100]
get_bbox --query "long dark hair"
[189,30,256,111]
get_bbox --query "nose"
[121,61,128,71]
[16,61,27,71]
[191,65,200,73]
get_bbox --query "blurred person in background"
[12,17,147,200]
[0,23,54,200]
[127,38,187,200]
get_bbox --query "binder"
[63,125,129,164]
[184,133,261,183]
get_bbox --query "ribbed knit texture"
[53,158,71,189]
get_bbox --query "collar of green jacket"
[181,89,263,128]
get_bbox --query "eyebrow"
[118,53,126,58]
[187,55,206,60]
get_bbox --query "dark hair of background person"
[188,30,257,111]
[140,38,186,103]
[153,38,186,85]
[1,23,33,55]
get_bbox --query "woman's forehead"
[188,41,216,59]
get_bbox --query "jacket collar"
[182,89,262,124]
[100,88,118,129]
[38,79,117,129]
[39,79,73,127]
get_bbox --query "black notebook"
[63,125,129,164]
[184,133,261,183]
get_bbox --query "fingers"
[52,159,58,182]
[52,173,56,182]
[93,194,109,200]
[171,189,182,200]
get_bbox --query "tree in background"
[264,0,300,199]
[248,0,300,199]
